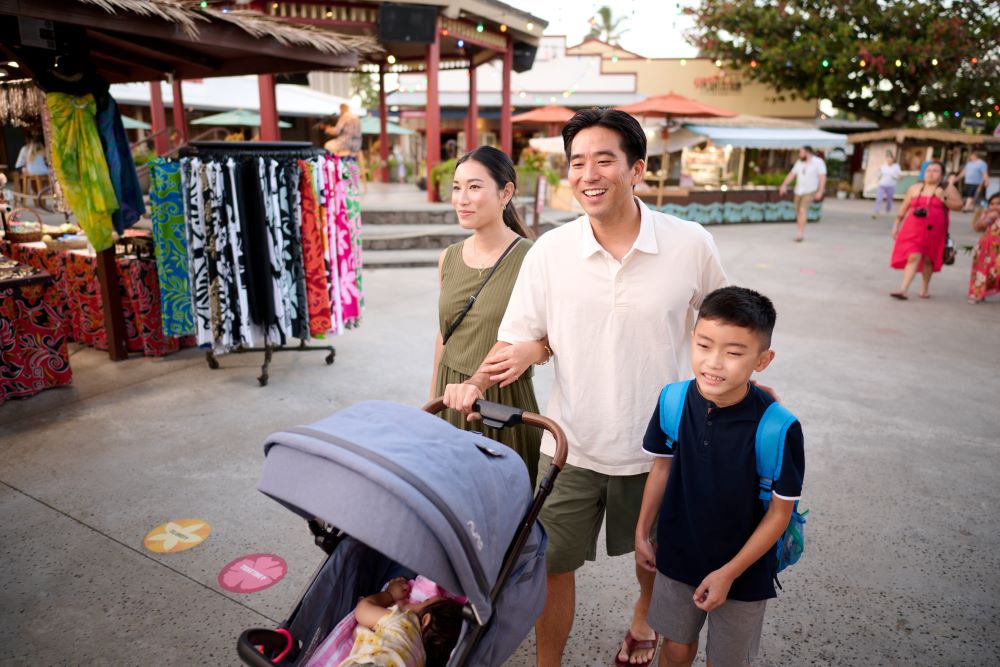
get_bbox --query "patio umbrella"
[513,105,576,137]
[616,92,736,119]
[121,115,151,130]
[191,109,292,128]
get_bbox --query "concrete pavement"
[1,198,998,665]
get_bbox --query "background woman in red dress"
[889,162,962,299]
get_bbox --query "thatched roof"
[848,128,1000,145]
[77,0,380,56]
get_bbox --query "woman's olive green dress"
[435,238,541,484]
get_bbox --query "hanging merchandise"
[0,79,45,127]
[38,101,72,215]
[149,159,194,337]
[95,93,145,234]
[148,142,363,386]
[46,92,118,252]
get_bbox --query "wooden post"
[467,65,478,151]
[379,64,390,183]
[148,81,170,155]
[171,77,188,146]
[258,74,280,141]
[96,248,129,361]
[426,19,441,202]
[500,35,513,155]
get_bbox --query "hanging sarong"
[149,159,194,337]
[46,93,117,252]
[96,94,144,234]
[299,160,332,336]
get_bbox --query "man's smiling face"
[568,125,644,224]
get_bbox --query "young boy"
[635,286,805,667]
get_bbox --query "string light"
[457,39,464,48]
[821,59,829,68]
[750,59,758,68]
[943,111,950,116]
[859,59,866,67]
[976,112,982,118]
[500,24,507,33]
[526,22,534,31]
[894,59,902,67]
[611,55,619,63]
[714,59,722,67]
[955,112,961,117]
[971,57,978,64]
[441,28,448,36]
[931,58,938,66]
[199,0,207,6]
[387,55,396,64]
[680,59,687,66]
[476,23,484,32]
[325,10,332,17]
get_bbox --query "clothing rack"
[152,144,363,386]
[186,142,336,386]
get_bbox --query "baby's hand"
[387,577,411,602]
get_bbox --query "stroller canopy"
[258,401,536,624]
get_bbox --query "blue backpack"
[658,380,807,576]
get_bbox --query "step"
[362,224,470,251]
[364,248,442,269]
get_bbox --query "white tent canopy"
[682,124,847,149]
[109,76,354,117]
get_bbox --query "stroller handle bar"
[422,397,568,470]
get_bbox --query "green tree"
[686,0,999,128]
[350,71,379,111]
[586,6,628,44]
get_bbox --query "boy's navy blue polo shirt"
[642,382,805,601]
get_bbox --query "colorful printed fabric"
[46,93,118,252]
[323,157,343,334]
[0,283,73,405]
[969,216,1000,301]
[339,156,364,327]
[95,94,144,234]
[181,158,213,347]
[298,160,332,336]
[149,159,194,337]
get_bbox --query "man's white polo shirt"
[498,199,727,476]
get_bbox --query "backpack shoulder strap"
[755,401,798,503]
[658,380,692,445]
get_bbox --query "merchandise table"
[0,258,72,405]
[1,241,192,357]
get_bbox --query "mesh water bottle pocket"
[776,508,808,573]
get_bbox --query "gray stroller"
[237,398,568,667]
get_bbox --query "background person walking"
[889,162,962,300]
[779,146,826,242]
[957,151,988,213]
[873,151,901,218]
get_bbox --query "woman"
[969,192,1000,304]
[889,162,962,299]
[873,151,901,218]
[430,146,545,483]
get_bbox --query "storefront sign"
[143,519,212,554]
[218,554,288,594]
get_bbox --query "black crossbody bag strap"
[442,237,521,346]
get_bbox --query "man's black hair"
[802,145,815,155]
[562,108,646,167]
[697,286,776,349]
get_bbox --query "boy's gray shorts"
[647,572,767,667]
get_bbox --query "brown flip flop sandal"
[890,292,908,300]
[614,630,659,667]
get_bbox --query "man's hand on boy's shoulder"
[692,568,736,612]
[752,380,780,403]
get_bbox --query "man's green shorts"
[536,453,654,574]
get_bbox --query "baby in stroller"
[305,568,463,667]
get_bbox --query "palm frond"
[203,9,381,57]
[77,0,204,38]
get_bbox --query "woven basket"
[44,237,89,250]
[4,208,44,244]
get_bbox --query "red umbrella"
[511,105,577,124]
[616,92,735,118]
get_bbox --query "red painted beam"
[171,78,188,146]
[426,19,441,202]
[500,34,513,155]
[379,64,389,183]
[467,65,478,151]
[258,74,280,141]
[148,81,171,155]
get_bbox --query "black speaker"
[512,42,537,73]
[378,3,437,44]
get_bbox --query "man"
[957,151,988,212]
[779,145,826,242]
[323,103,362,155]
[443,109,727,666]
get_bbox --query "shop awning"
[529,126,704,155]
[683,124,847,149]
